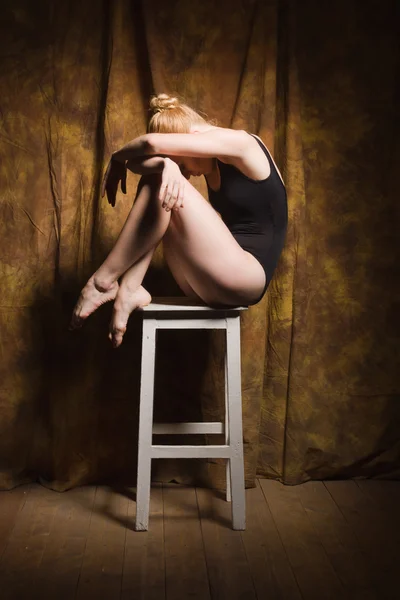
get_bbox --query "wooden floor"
[0,479,399,600]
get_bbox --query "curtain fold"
[0,0,399,491]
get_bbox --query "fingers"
[161,178,185,212]
[161,181,176,211]
[101,159,127,206]
[178,178,185,207]
[101,160,112,198]
[121,168,127,194]
[173,179,185,211]
[167,180,180,211]
[106,179,119,208]
[159,160,186,212]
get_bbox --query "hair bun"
[149,93,180,113]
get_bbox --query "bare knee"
[135,174,161,198]
[132,174,168,225]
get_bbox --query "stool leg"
[225,358,232,503]
[135,319,157,531]
[226,316,246,530]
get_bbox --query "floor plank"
[75,486,129,600]
[296,481,376,599]
[240,480,302,600]
[1,479,400,600]
[0,484,32,561]
[121,483,165,600]
[260,479,344,600]
[196,486,256,600]
[0,484,61,600]
[163,483,211,600]
[34,485,97,600]
[325,480,400,600]
[355,479,400,538]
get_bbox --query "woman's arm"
[102,154,185,210]
[125,156,166,175]
[112,128,251,162]
[101,156,166,206]
[127,156,187,211]
[112,135,151,163]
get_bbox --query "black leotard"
[206,133,288,303]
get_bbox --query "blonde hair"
[147,93,209,133]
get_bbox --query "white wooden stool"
[135,297,247,531]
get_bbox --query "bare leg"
[71,171,266,339]
[108,176,266,346]
[109,237,205,348]
[160,182,267,307]
[70,176,170,329]
[108,248,154,347]
[162,236,202,300]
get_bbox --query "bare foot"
[69,276,119,330]
[109,285,152,348]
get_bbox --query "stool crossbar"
[135,298,247,531]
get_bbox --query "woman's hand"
[101,156,127,207]
[159,157,185,212]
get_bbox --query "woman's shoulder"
[215,129,268,171]
[214,129,285,187]
[212,126,251,143]
[213,128,271,154]
[211,127,255,161]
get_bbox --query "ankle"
[119,281,142,294]
[92,273,117,293]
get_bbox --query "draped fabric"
[0,0,399,491]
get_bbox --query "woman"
[69,94,288,347]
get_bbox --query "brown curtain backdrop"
[0,0,399,491]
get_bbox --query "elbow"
[144,133,157,155]
[113,134,156,163]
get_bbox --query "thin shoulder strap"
[249,133,285,187]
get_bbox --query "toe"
[109,315,127,348]
[72,314,83,329]
[113,333,124,348]
[69,314,79,330]
[111,328,126,348]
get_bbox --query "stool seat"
[135,297,247,531]
[139,296,247,312]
